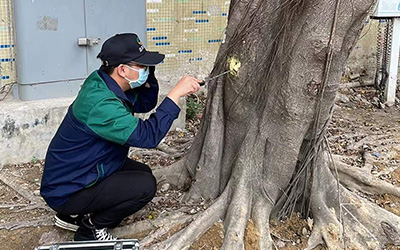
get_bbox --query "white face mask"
[124,65,149,89]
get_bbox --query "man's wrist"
[167,91,180,105]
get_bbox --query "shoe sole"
[54,216,79,232]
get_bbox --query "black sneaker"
[54,213,84,232]
[74,217,117,241]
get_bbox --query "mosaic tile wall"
[145,0,230,72]
[0,0,16,88]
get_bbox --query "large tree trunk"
[149,0,400,249]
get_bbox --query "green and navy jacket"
[40,69,180,208]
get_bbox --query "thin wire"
[306,0,342,217]
[325,135,345,249]
[278,0,343,220]
[341,204,378,241]
[358,20,372,41]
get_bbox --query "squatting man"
[40,33,202,241]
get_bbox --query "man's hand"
[167,76,202,105]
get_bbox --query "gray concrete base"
[0,86,186,165]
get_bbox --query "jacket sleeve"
[86,96,180,148]
[126,97,181,148]
[133,66,159,113]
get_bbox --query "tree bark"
[185,0,373,202]
[148,0,400,249]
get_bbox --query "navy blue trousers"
[55,158,157,228]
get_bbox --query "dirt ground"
[2,86,400,249]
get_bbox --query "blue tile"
[193,10,207,14]
[153,36,168,41]
[196,19,209,23]
[156,42,170,46]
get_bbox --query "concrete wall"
[347,19,379,80]
[0,97,71,164]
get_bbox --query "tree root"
[331,155,400,198]
[148,182,231,250]
[110,212,192,244]
[156,143,187,155]
[309,150,400,249]
[0,216,53,230]
[253,197,274,249]
[0,204,29,209]
[338,191,400,249]
[131,149,185,159]
[221,179,250,250]
[0,170,43,205]
[133,148,400,250]
[16,203,52,213]
[152,160,189,188]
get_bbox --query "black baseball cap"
[97,33,165,66]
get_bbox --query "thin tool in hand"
[200,70,232,86]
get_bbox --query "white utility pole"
[384,18,400,106]
[372,0,400,106]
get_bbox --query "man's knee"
[141,173,157,202]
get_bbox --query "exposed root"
[252,197,274,249]
[111,212,192,245]
[16,203,52,212]
[338,191,400,249]
[0,170,43,205]
[148,182,231,250]
[381,221,400,245]
[152,160,189,188]
[332,155,400,197]
[132,149,185,159]
[0,216,53,230]
[221,179,250,250]
[141,221,190,248]
[173,138,193,144]
[309,150,400,249]
[308,151,343,250]
[0,204,29,209]
[156,142,185,154]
